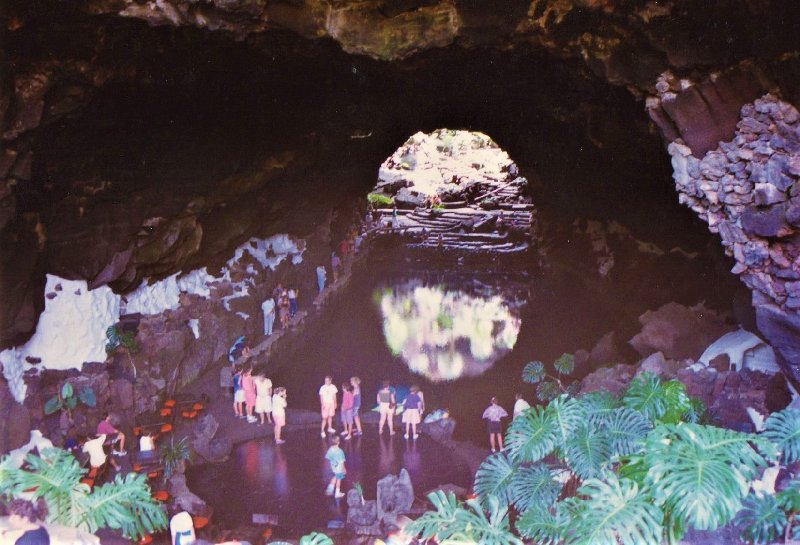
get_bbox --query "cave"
[2,0,800,542]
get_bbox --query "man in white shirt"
[262,297,275,336]
[319,376,338,438]
[82,434,110,470]
[513,393,531,420]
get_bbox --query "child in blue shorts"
[325,435,346,498]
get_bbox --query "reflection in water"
[376,280,523,381]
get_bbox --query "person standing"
[261,297,275,336]
[316,265,327,293]
[513,393,531,420]
[233,365,244,418]
[279,293,290,329]
[255,374,273,425]
[242,366,257,423]
[288,287,298,318]
[331,252,340,282]
[350,376,363,436]
[377,381,396,436]
[340,382,355,440]
[482,397,508,453]
[319,376,339,438]
[272,387,287,444]
[324,435,347,498]
[402,385,424,439]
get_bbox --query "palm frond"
[736,493,787,545]
[564,423,613,480]
[509,463,562,514]
[645,424,766,533]
[83,472,167,540]
[567,473,663,545]
[505,404,558,464]
[473,453,516,506]
[762,408,800,463]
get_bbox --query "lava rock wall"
[669,94,800,379]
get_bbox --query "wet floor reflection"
[376,280,524,381]
[187,430,472,537]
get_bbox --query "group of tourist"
[261,283,300,336]
[481,392,531,452]
[231,364,288,443]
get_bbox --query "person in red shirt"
[97,413,126,456]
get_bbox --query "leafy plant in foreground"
[1,447,166,540]
[44,381,96,418]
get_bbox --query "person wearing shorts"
[340,382,354,440]
[319,376,338,438]
[402,385,425,439]
[254,375,273,425]
[272,387,287,444]
[97,413,126,456]
[233,366,244,418]
[324,435,346,498]
[482,397,508,453]
[350,377,363,436]
[377,381,396,435]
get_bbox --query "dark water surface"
[187,429,471,536]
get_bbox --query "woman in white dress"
[254,375,273,425]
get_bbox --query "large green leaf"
[622,372,666,423]
[83,472,167,540]
[522,361,545,384]
[536,381,560,402]
[508,463,562,514]
[548,395,585,449]
[567,473,663,545]
[762,408,800,463]
[554,353,575,375]
[406,491,523,545]
[44,396,63,415]
[298,532,334,545]
[660,380,692,424]
[61,382,73,399]
[602,408,651,456]
[474,453,516,506]
[516,504,567,545]
[736,493,787,545]
[78,387,97,408]
[564,423,613,480]
[505,404,557,464]
[579,391,621,426]
[645,424,766,533]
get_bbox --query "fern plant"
[1,447,167,540]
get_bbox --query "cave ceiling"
[1,0,799,369]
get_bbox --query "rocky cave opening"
[2,1,800,543]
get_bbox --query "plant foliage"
[762,408,800,464]
[2,448,166,540]
[737,493,787,545]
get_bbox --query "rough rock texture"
[376,468,414,530]
[669,94,800,381]
[0,376,32,454]
[628,302,732,361]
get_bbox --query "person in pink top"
[97,413,126,456]
[242,365,257,423]
[340,382,355,440]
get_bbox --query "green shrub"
[367,192,394,207]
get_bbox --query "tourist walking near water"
[350,376,363,436]
[482,397,508,453]
[254,374,273,425]
[319,376,338,437]
[261,296,275,336]
[325,435,347,498]
[272,387,287,444]
[377,381,396,435]
[340,382,354,440]
[402,385,424,439]
[331,252,340,281]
